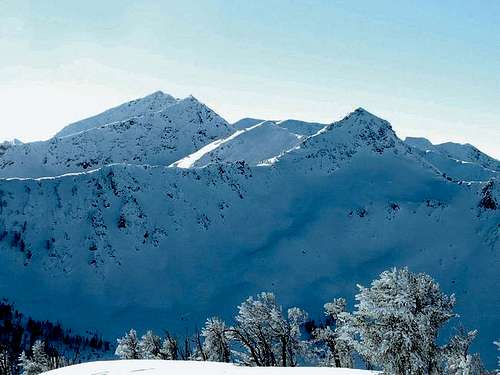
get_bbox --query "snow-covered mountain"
[405,137,499,181]
[172,121,305,168]
[232,118,326,136]
[0,93,498,366]
[274,119,326,136]
[233,118,265,130]
[0,96,233,178]
[0,139,22,157]
[55,91,179,138]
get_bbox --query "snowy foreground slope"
[0,94,499,366]
[42,360,376,375]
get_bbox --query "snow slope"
[0,96,233,178]
[233,118,266,130]
[55,91,178,138]
[275,119,326,136]
[42,360,377,375]
[405,137,499,181]
[0,98,498,366]
[171,121,304,168]
[233,118,326,136]
[0,139,22,157]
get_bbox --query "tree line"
[11,267,500,374]
[114,268,499,374]
[0,301,110,375]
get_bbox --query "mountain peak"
[269,108,403,173]
[140,90,177,102]
[54,91,179,138]
[329,108,395,140]
[149,90,167,96]
[353,106,370,114]
[405,137,434,151]
[344,107,387,123]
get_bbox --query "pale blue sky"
[1,0,499,157]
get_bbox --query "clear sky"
[1,0,499,158]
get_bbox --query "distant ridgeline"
[0,300,111,374]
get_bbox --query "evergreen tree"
[158,333,178,360]
[347,267,456,375]
[312,298,353,368]
[494,340,500,371]
[0,344,12,375]
[18,341,50,375]
[442,329,484,374]
[139,330,162,359]
[201,317,231,362]
[115,329,141,359]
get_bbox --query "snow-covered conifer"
[115,329,141,359]
[313,298,353,368]
[348,267,456,375]
[18,341,50,375]
[139,330,162,359]
[443,328,484,374]
[0,344,13,375]
[495,340,500,371]
[158,333,178,360]
[201,317,231,362]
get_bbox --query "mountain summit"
[0,94,232,178]
[55,91,179,138]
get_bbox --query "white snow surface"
[42,360,376,375]
[233,118,326,136]
[233,118,266,130]
[171,121,303,168]
[405,136,499,181]
[275,119,326,136]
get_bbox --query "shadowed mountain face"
[0,93,498,366]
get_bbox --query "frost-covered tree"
[0,344,12,375]
[18,341,50,375]
[442,329,484,374]
[312,298,353,368]
[495,340,500,371]
[158,333,179,360]
[286,307,310,366]
[18,352,30,374]
[228,292,308,367]
[347,267,456,375]
[115,329,141,359]
[139,330,162,359]
[201,317,231,362]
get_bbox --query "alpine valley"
[0,91,498,366]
